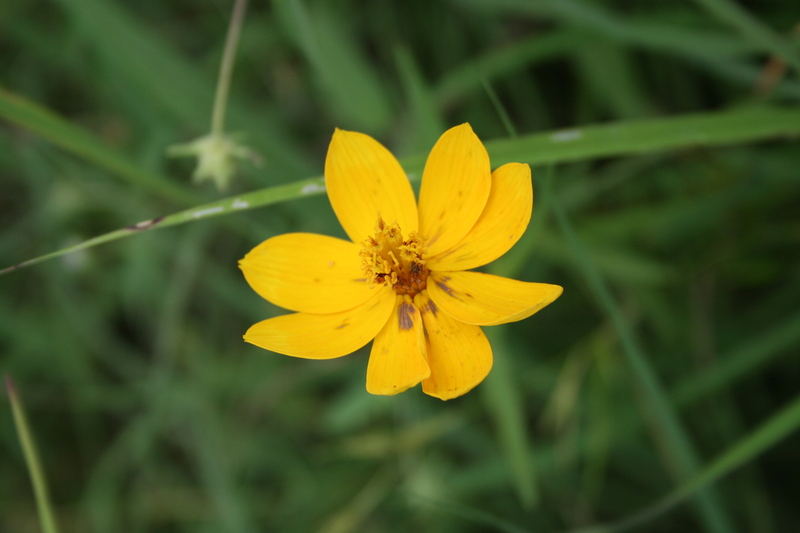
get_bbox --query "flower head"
[240,124,562,400]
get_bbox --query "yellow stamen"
[360,217,429,296]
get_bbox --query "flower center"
[360,217,429,296]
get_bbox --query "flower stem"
[211,0,249,136]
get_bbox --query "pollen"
[360,217,429,296]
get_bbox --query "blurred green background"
[2,0,800,532]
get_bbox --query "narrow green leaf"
[481,328,539,509]
[407,492,532,533]
[275,0,393,134]
[0,177,325,275]
[673,311,800,406]
[453,0,800,98]
[4,105,800,275]
[318,467,396,533]
[477,86,536,509]
[551,186,735,532]
[394,44,447,152]
[570,393,800,533]
[483,105,800,169]
[480,77,518,138]
[435,29,585,107]
[0,87,196,204]
[6,376,61,533]
[575,40,654,119]
[692,0,800,74]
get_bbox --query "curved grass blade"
[476,84,538,510]
[6,376,61,533]
[569,393,800,533]
[481,327,539,509]
[551,184,734,532]
[484,104,800,169]
[434,29,587,107]
[4,105,800,276]
[274,0,393,134]
[692,0,800,74]
[672,310,800,406]
[0,87,197,205]
[452,0,800,99]
[406,491,531,533]
[0,177,325,275]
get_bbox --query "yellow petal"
[366,295,430,395]
[239,233,377,314]
[325,129,418,243]
[244,289,395,359]
[427,271,562,326]
[427,163,532,271]
[414,291,492,400]
[417,124,492,257]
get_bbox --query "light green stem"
[7,377,61,533]
[211,0,249,135]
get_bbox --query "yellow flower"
[240,124,562,400]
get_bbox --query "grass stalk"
[6,377,60,533]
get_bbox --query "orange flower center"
[360,217,429,296]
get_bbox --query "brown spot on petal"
[427,299,438,316]
[398,302,414,331]
[435,281,454,296]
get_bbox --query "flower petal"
[366,295,430,395]
[427,271,563,326]
[414,291,493,400]
[239,233,377,314]
[417,124,491,257]
[325,129,418,243]
[244,290,395,359]
[427,163,532,271]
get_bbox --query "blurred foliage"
[2,0,800,532]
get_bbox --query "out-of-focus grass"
[2,1,800,532]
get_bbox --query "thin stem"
[211,0,249,136]
[7,377,60,533]
[550,182,734,533]
[480,75,518,138]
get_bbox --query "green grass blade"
[0,176,325,275]
[574,40,654,119]
[692,0,800,74]
[571,393,800,533]
[0,87,196,204]
[393,44,447,152]
[407,492,532,533]
[275,0,393,134]
[6,376,61,533]
[480,77,518,138]
[4,105,800,275]
[673,310,800,406]
[434,30,586,107]
[551,188,735,532]
[481,328,539,509]
[454,0,800,98]
[483,104,800,168]
[476,87,537,510]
